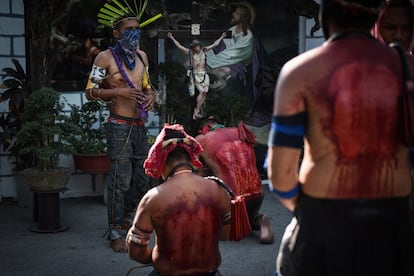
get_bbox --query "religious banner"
[156,0,301,135]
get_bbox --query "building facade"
[0,0,323,201]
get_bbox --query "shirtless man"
[167,32,226,120]
[195,117,274,244]
[373,0,414,53]
[373,0,414,212]
[267,0,414,275]
[127,124,231,275]
[85,16,156,252]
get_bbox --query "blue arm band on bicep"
[263,153,269,173]
[267,113,307,148]
[268,181,301,199]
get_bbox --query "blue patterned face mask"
[115,29,141,70]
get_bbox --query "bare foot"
[111,238,128,253]
[260,215,274,244]
[193,108,202,120]
[121,221,132,231]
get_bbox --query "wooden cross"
[157,1,231,63]
[157,1,231,39]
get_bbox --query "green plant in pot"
[15,87,82,192]
[66,100,110,174]
[0,59,31,160]
[1,59,33,206]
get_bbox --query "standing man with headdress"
[127,124,231,275]
[267,0,414,275]
[167,32,227,120]
[206,1,255,90]
[85,1,161,253]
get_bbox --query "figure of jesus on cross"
[167,31,227,120]
[158,1,231,120]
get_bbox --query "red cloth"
[237,121,257,144]
[196,122,262,196]
[144,123,204,178]
[229,195,252,241]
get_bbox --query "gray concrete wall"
[0,0,25,200]
[0,0,25,74]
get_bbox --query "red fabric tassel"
[229,195,252,241]
[237,121,256,145]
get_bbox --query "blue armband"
[269,181,301,199]
[263,153,269,173]
[268,113,307,149]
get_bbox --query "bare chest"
[104,57,145,88]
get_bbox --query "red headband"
[144,123,204,178]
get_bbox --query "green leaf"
[12,58,25,77]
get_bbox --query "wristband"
[269,182,301,199]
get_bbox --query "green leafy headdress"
[97,0,162,28]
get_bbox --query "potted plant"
[0,59,31,161]
[0,59,34,207]
[66,100,110,174]
[15,87,82,192]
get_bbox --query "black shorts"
[277,193,414,276]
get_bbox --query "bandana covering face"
[114,29,141,70]
[144,124,204,178]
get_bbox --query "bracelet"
[145,89,156,99]
[89,88,99,100]
[269,182,301,199]
[97,89,103,99]
[147,91,155,99]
